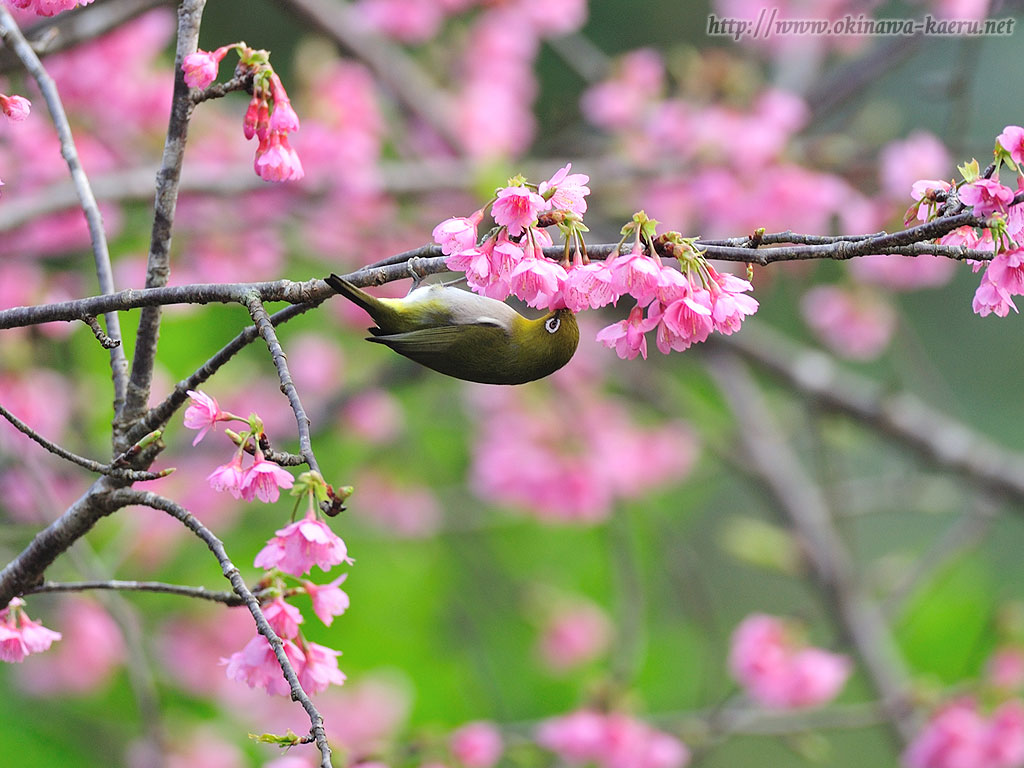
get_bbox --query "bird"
[325,273,579,385]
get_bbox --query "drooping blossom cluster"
[436,166,758,361]
[536,709,690,768]
[183,44,304,182]
[224,476,352,696]
[903,699,1024,768]
[182,390,351,696]
[468,375,697,523]
[728,614,852,709]
[0,597,61,663]
[183,389,295,502]
[897,126,1024,319]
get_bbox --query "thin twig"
[243,293,320,474]
[0,4,129,411]
[0,401,166,481]
[26,579,251,605]
[119,0,207,443]
[106,489,334,768]
[81,314,121,349]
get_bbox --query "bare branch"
[0,401,165,481]
[26,578,251,605]
[119,0,207,442]
[243,293,320,474]
[81,314,121,349]
[105,488,334,768]
[0,3,129,411]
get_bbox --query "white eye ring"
[545,316,560,334]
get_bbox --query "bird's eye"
[545,316,560,334]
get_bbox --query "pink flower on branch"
[304,574,350,626]
[182,46,230,90]
[240,454,295,503]
[183,389,227,445]
[255,131,305,182]
[538,163,591,216]
[0,598,61,664]
[596,304,658,360]
[254,511,353,577]
[0,93,30,121]
[492,185,547,237]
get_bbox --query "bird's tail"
[325,273,378,315]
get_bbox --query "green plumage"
[325,273,579,385]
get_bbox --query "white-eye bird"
[325,273,579,385]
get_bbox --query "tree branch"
[119,0,206,443]
[242,293,321,474]
[105,488,334,768]
[26,578,251,606]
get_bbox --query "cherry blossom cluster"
[183,389,295,502]
[183,44,304,182]
[906,126,1024,319]
[435,166,759,361]
[0,597,61,663]
[537,709,690,768]
[728,614,852,709]
[4,0,91,16]
[183,390,352,696]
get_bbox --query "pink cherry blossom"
[611,244,662,306]
[653,290,714,354]
[984,247,1024,296]
[491,185,547,237]
[269,99,300,133]
[222,634,303,696]
[960,179,1014,217]
[0,94,30,121]
[7,0,93,17]
[0,599,61,664]
[183,389,225,445]
[562,262,617,312]
[297,639,346,694]
[207,454,247,499]
[433,209,485,255]
[538,163,590,215]
[182,47,227,90]
[263,598,303,640]
[508,257,568,309]
[596,304,658,360]
[240,455,295,503]
[973,276,1017,318]
[15,598,123,694]
[902,698,1024,768]
[708,268,758,335]
[451,721,503,768]
[255,131,305,182]
[999,125,1024,166]
[304,574,350,626]
[254,511,353,577]
[729,614,851,710]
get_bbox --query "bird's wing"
[366,322,507,357]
